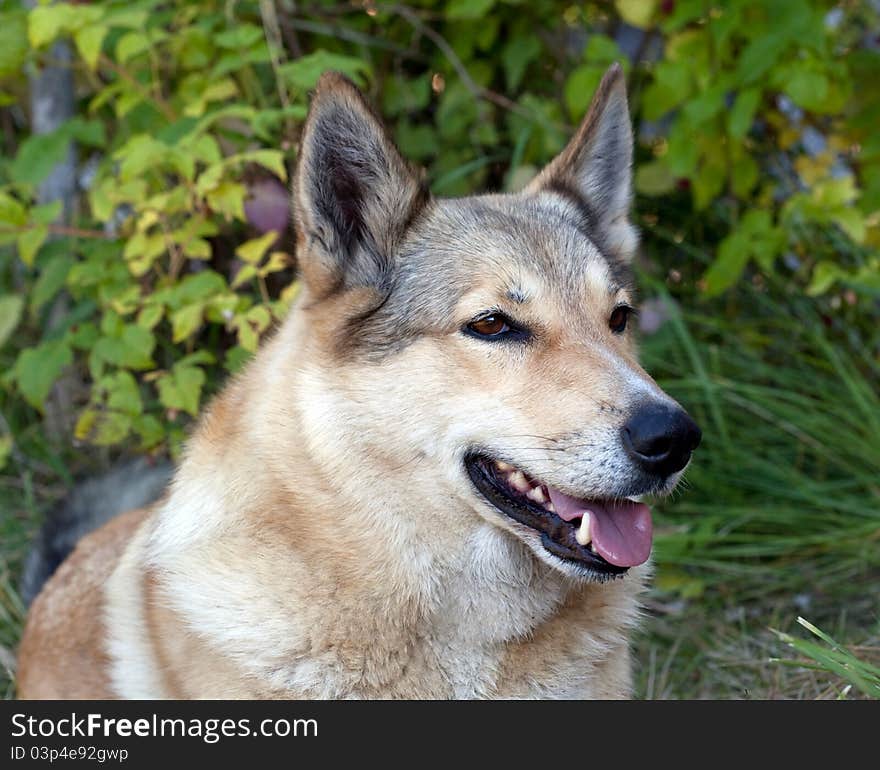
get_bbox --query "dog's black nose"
[621,404,701,477]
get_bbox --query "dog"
[17,64,700,699]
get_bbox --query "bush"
[0,0,877,460]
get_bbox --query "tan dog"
[18,64,700,699]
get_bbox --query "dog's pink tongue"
[546,488,653,567]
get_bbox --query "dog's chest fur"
[109,509,643,699]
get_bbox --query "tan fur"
[17,66,695,699]
[17,508,149,699]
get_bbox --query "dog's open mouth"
[465,453,653,577]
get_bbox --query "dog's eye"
[609,305,632,334]
[467,314,510,337]
[465,313,527,341]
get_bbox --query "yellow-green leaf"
[635,161,676,196]
[0,433,12,470]
[614,0,657,29]
[206,181,247,222]
[235,150,288,182]
[17,225,48,266]
[74,24,107,70]
[13,339,73,411]
[171,303,205,343]
[137,303,164,330]
[0,294,24,349]
[28,4,78,48]
[259,251,291,277]
[231,264,258,289]
[236,231,278,265]
[0,193,26,227]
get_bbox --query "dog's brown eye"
[609,305,631,334]
[468,314,510,337]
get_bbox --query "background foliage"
[0,0,878,698]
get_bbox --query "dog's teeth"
[526,486,547,504]
[495,460,512,472]
[575,512,592,547]
[545,501,556,513]
[507,470,530,493]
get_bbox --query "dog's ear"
[527,63,637,261]
[293,72,428,296]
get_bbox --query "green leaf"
[10,129,71,186]
[728,88,762,139]
[115,31,153,63]
[635,160,676,196]
[0,434,12,471]
[813,177,857,208]
[396,122,438,161]
[136,303,164,330]
[74,24,107,70]
[171,303,205,343]
[383,76,431,117]
[91,324,155,371]
[0,193,26,227]
[279,50,370,92]
[731,154,759,197]
[68,321,99,351]
[30,254,73,312]
[831,208,866,244]
[77,409,132,446]
[781,67,830,114]
[236,231,278,265]
[17,225,48,267]
[214,24,264,50]
[806,261,845,296]
[66,117,106,148]
[158,363,206,417]
[224,345,252,374]
[692,151,725,210]
[231,264,257,290]
[183,78,240,117]
[642,60,693,120]
[13,339,73,411]
[564,65,605,121]
[115,134,169,181]
[736,32,788,84]
[166,271,226,307]
[104,371,143,417]
[176,350,215,369]
[501,35,541,92]
[615,0,658,29]
[0,10,29,78]
[0,294,25,350]
[132,414,164,450]
[28,3,79,48]
[31,200,63,225]
[206,181,246,222]
[682,84,725,126]
[235,150,288,182]
[584,34,625,65]
[703,231,750,296]
[447,0,496,20]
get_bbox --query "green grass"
[772,617,880,699]
[0,414,80,699]
[1,284,877,699]
[632,282,880,698]
[0,475,38,700]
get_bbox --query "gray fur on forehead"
[397,193,634,300]
[337,191,635,360]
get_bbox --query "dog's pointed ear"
[293,72,428,295]
[526,63,637,261]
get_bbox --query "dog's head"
[290,65,700,582]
